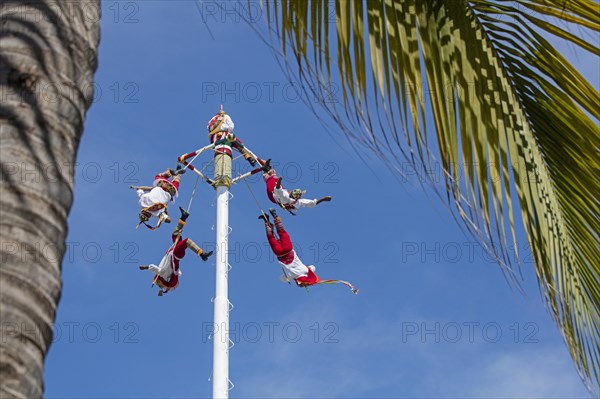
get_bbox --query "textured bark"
[0,1,100,398]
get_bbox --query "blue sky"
[43,2,597,398]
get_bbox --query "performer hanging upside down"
[207,106,258,167]
[259,208,358,293]
[139,207,213,296]
[131,166,186,230]
[263,168,332,214]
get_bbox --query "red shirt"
[265,175,280,204]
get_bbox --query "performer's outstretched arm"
[130,185,153,191]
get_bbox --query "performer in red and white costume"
[207,107,257,166]
[263,169,332,214]
[132,167,185,230]
[259,208,359,293]
[139,207,213,296]
[259,208,320,287]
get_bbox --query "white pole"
[213,153,231,399]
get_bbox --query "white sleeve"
[223,115,234,132]
[148,264,160,274]
[296,198,318,208]
[273,187,293,205]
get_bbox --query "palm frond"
[260,0,600,393]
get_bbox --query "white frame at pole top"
[212,154,231,399]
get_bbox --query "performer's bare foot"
[317,196,332,204]
[139,265,149,270]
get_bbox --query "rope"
[182,151,216,185]
[186,174,200,212]
[180,151,202,173]
[168,174,201,253]
[197,154,214,175]
[243,177,268,218]
[244,179,287,282]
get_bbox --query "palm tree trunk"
[0,1,100,397]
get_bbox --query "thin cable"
[243,177,267,217]
[186,175,201,212]
[167,175,201,253]
[197,156,214,175]
[180,151,202,172]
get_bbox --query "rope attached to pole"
[166,174,200,253]
[243,177,268,219]
[186,174,200,213]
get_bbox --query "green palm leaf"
[260,0,600,393]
